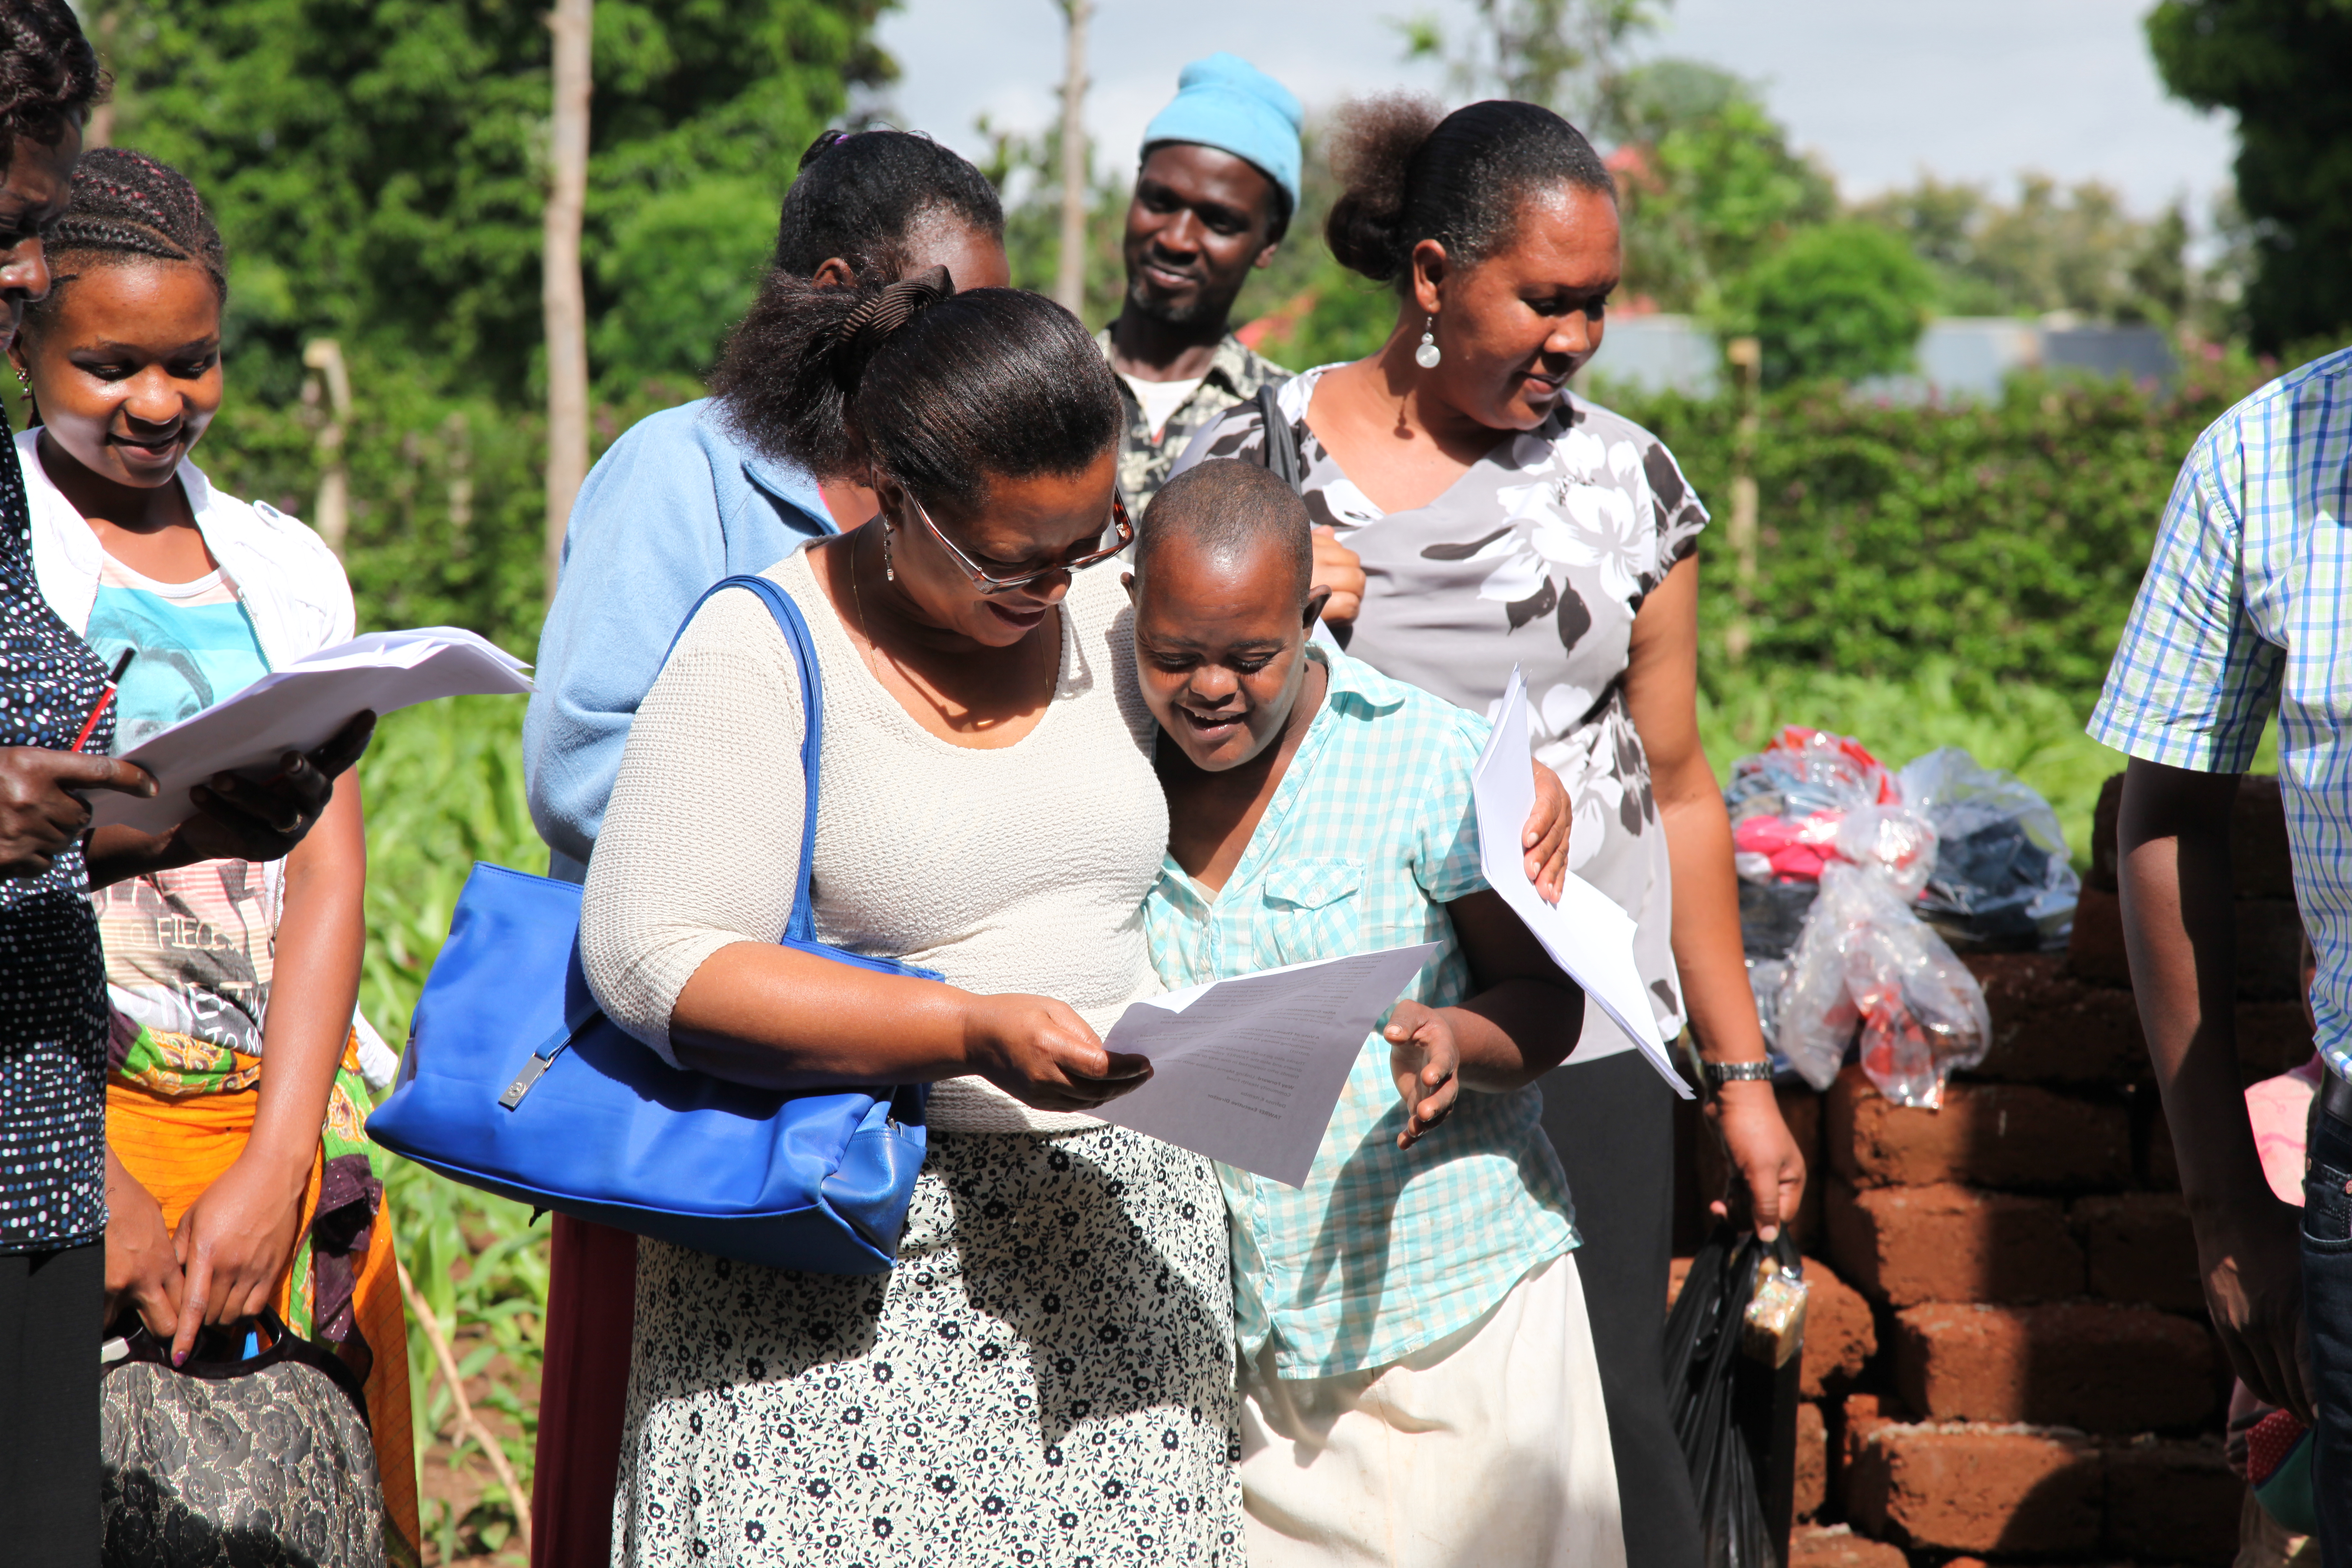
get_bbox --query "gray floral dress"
[1179,366,1709,1063]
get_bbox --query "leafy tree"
[101,0,892,402]
[1395,0,1665,128]
[1852,174,2193,325]
[1607,61,1836,315]
[79,1,895,649]
[2146,0,2352,351]
[1720,221,1935,388]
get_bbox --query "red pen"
[69,649,137,754]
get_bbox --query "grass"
[356,662,2267,1560]
[358,695,545,1565]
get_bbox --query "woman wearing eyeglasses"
[576,268,1235,1566]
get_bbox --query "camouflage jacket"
[1096,327,1291,512]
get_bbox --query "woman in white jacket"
[11,147,413,1559]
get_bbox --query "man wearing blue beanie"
[1099,53,1304,512]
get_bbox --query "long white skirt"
[1238,1251,1627,1568]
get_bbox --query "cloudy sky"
[871,0,2238,221]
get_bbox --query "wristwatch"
[1702,1059,1775,1089]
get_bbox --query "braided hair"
[0,0,103,163]
[23,147,226,327]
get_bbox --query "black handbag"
[101,1308,391,1568]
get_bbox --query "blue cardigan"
[524,398,833,879]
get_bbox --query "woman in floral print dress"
[1178,95,1809,1568]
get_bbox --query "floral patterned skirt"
[614,1125,1243,1567]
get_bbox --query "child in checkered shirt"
[1126,459,1625,1568]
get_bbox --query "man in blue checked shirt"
[1127,459,1623,1568]
[2089,345,2352,1563]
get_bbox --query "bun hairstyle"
[1325,95,1615,290]
[711,270,1122,517]
[25,147,226,322]
[774,127,1005,283]
[0,0,103,163]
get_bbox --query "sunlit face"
[12,258,223,489]
[1131,533,1321,773]
[0,123,81,351]
[879,448,1122,648]
[1415,183,1621,432]
[1122,144,1281,327]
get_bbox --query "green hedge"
[1596,357,2277,706]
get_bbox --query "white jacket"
[21,427,355,660]
[21,431,400,1086]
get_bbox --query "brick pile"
[1682,774,2303,1567]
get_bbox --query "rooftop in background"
[1581,317,2179,403]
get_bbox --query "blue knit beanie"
[1139,53,1303,214]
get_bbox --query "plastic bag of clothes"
[1898,748,2080,952]
[1725,727,1993,1103]
[1777,862,1991,1104]
[1666,1227,1805,1568]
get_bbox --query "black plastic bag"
[1665,1228,1804,1568]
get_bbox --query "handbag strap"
[1254,381,1304,495]
[501,570,830,1114]
[678,573,827,944]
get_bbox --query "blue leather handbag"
[368,574,940,1274]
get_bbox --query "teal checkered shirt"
[2087,346,2352,1084]
[1143,645,1578,1379]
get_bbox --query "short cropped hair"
[1136,459,1314,606]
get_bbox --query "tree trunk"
[1051,0,1092,315]
[301,339,351,559]
[542,0,592,608]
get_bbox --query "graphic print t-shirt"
[82,556,281,1086]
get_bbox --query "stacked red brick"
[1724,775,2303,1567]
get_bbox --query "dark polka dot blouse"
[0,402,113,1253]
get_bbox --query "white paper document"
[1096,942,1441,1187]
[1475,667,1694,1099]
[90,628,534,833]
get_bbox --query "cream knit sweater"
[578,548,1168,1134]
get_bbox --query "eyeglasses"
[900,484,1135,595]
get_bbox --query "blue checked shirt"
[1143,645,1578,1379]
[2088,347,2352,1083]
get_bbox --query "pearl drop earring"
[882,522,895,583]
[1415,315,1442,369]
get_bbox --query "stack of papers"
[1096,943,1440,1187]
[90,628,533,833]
[1471,666,1694,1099]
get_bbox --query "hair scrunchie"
[798,127,853,170]
[828,263,954,392]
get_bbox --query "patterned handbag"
[101,1308,389,1568]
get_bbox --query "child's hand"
[1523,761,1571,903]
[103,1150,181,1339]
[1385,1001,1461,1149]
